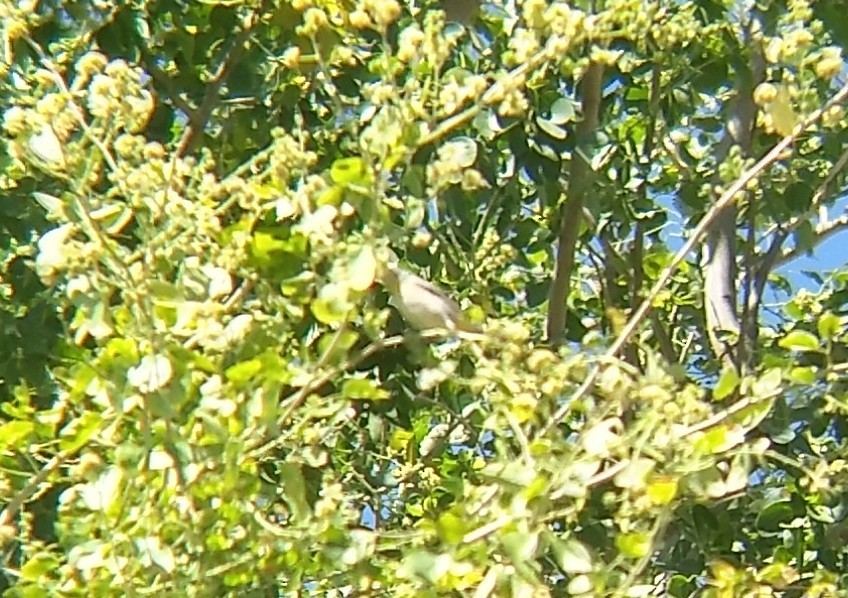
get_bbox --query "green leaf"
[537,118,568,139]
[278,463,311,522]
[552,537,593,574]
[549,97,577,124]
[330,157,370,186]
[613,458,655,489]
[32,191,63,217]
[342,377,389,401]
[0,421,33,449]
[401,551,447,582]
[788,366,817,384]
[713,366,739,401]
[616,532,651,558]
[756,500,794,532]
[316,185,345,207]
[778,330,819,352]
[28,125,64,164]
[251,230,290,263]
[249,229,308,280]
[98,338,140,373]
[724,453,751,494]
[444,136,478,167]
[20,554,60,581]
[347,244,377,292]
[59,412,102,453]
[225,359,262,383]
[817,311,840,340]
[752,367,782,397]
[646,476,679,505]
[311,296,349,325]
[502,530,538,561]
[567,575,593,595]
[693,425,744,454]
[436,511,467,545]
[666,574,696,598]
[317,329,360,363]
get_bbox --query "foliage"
[1,0,848,596]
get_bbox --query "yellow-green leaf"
[616,532,651,558]
[59,412,102,453]
[713,366,739,401]
[693,424,744,454]
[20,554,61,581]
[331,157,371,186]
[436,511,467,545]
[817,311,840,341]
[348,244,377,292]
[789,366,817,384]
[390,429,413,451]
[752,367,782,398]
[317,185,345,207]
[646,476,679,505]
[552,538,593,574]
[767,86,798,136]
[778,330,819,352]
[0,421,34,450]
[226,359,262,383]
[342,378,390,401]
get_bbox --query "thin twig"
[417,41,553,149]
[0,451,72,530]
[776,214,848,268]
[679,390,780,438]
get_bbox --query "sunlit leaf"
[646,476,679,505]
[549,97,577,124]
[437,511,467,545]
[0,421,34,449]
[348,244,377,292]
[552,538,593,574]
[616,532,651,558]
[59,412,102,453]
[20,554,60,582]
[778,330,819,352]
[537,118,567,139]
[817,311,840,340]
[225,359,262,383]
[331,157,371,186]
[713,366,739,401]
[28,125,64,164]
[342,377,390,400]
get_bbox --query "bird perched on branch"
[380,263,481,334]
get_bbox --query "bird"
[380,263,481,334]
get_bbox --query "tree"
[1,0,848,595]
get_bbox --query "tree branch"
[546,61,604,342]
[537,76,848,439]
[775,213,848,268]
[754,144,848,277]
[703,35,764,370]
[176,17,258,157]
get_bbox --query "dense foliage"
[2,0,848,595]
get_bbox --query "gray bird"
[381,263,481,334]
